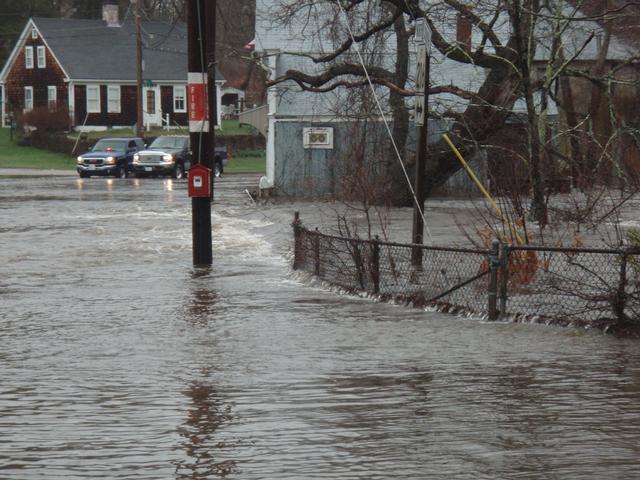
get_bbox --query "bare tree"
[259,0,640,225]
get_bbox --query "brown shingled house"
[0,2,225,131]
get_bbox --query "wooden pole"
[411,45,430,267]
[188,0,214,265]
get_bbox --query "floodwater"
[1,175,640,479]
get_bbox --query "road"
[1,174,639,479]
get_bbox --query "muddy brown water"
[1,175,640,479]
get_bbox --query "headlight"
[76,156,84,164]
[162,154,173,162]
[133,154,140,162]
[105,156,116,165]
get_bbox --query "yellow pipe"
[442,133,525,245]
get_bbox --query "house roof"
[572,0,640,48]
[26,17,224,83]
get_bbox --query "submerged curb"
[0,168,77,177]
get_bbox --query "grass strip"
[0,129,75,170]
[225,155,265,174]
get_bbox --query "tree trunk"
[559,74,584,188]
[513,0,547,225]
[420,58,521,199]
[387,13,411,204]
[585,8,612,182]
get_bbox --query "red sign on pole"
[188,72,209,132]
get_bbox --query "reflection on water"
[176,268,233,478]
[176,378,235,478]
[1,176,640,479]
[186,267,218,323]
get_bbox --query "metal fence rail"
[293,212,491,315]
[503,245,640,324]
[292,213,640,329]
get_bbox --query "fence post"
[615,250,627,321]
[314,228,321,276]
[292,211,302,270]
[488,240,499,320]
[499,243,509,318]
[371,235,380,295]
[351,239,365,289]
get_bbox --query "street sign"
[415,45,427,91]
[415,18,427,43]
[414,93,425,126]
[414,17,432,55]
[188,72,209,132]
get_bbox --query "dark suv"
[132,135,228,179]
[132,135,191,179]
[76,137,144,178]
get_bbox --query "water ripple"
[1,177,639,479]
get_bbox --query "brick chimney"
[456,13,472,49]
[102,0,120,28]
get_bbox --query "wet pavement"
[1,175,640,479]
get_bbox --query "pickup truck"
[76,137,145,178]
[132,135,228,178]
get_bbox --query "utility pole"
[411,18,431,268]
[134,0,144,138]
[187,0,215,265]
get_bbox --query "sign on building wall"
[303,127,334,149]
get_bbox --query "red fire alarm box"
[188,164,212,198]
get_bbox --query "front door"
[143,86,161,127]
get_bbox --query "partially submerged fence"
[292,213,640,328]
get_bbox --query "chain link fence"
[292,213,640,330]
[503,245,640,325]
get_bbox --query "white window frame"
[173,85,186,112]
[37,46,46,68]
[47,86,57,110]
[107,85,121,113]
[86,85,101,113]
[24,87,33,112]
[25,46,33,69]
[31,28,38,39]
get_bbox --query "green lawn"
[0,127,265,173]
[67,119,253,141]
[225,150,265,174]
[0,129,75,170]
[68,127,143,141]
[218,119,255,136]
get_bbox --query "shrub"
[27,130,94,157]
[18,102,70,133]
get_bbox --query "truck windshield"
[92,139,127,151]
[150,137,187,149]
